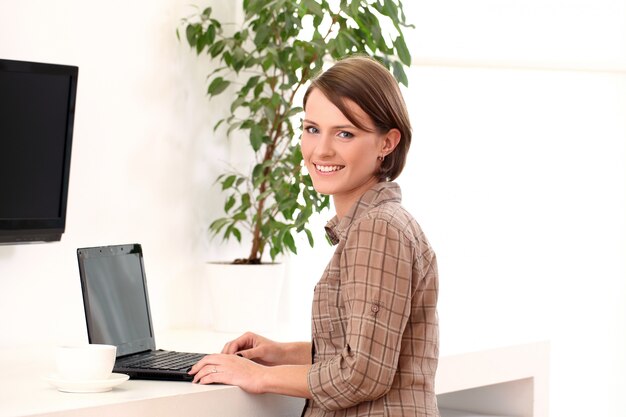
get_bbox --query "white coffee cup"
[56,344,117,381]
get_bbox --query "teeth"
[316,164,343,173]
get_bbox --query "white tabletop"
[0,329,549,417]
[0,330,304,417]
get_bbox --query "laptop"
[77,243,207,381]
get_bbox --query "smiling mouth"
[314,164,345,173]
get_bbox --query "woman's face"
[301,89,393,214]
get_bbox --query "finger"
[188,355,206,375]
[221,341,233,354]
[236,346,264,361]
[192,364,221,384]
[222,332,255,354]
[188,354,219,375]
[222,339,247,354]
[222,336,245,354]
[188,355,209,375]
[235,348,252,359]
[197,371,225,385]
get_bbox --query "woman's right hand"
[221,332,285,366]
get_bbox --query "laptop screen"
[77,244,156,357]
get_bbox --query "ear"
[380,128,401,157]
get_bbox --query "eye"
[337,131,354,139]
[304,126,319,134]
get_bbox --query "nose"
[313,132,335,159]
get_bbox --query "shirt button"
[371,304,380,313]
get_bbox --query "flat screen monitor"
[0,58,78,244]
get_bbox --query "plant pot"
[200,262,285,333]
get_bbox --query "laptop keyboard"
[118,350,206,372]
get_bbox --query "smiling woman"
[301,88,394,217]
[301,56,410,218]
[190,55,440,417]
[304,56,412,180]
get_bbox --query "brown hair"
[303,55,412,181]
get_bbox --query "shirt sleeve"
[308,217,415,411]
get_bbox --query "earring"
[377,155,385,162]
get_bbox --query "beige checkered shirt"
[303,182,439,417]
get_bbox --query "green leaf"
[254,82,265,98]
[213,118,225,132]
[224,195,236,212]
[349,0,360,16]
[226,225,242,242]
[269,246,279,260]
[226,120,243,136]
[241,119,255,130]
[391,60,409,87]
[204,24,216,46]
[208,40,225,58]
[253,25,271,49]
[257,188,272,201]
[304,228,314,247]
[232,227,241,242]
[249,124,264,151]
[393,36,412,66]
[196,36,206,54]
[301,0,324,17]
[209,218,229,234]
[221,174,237,190]
[252,164,264,187]
[207,77,230,96]
[185,24,200,47]
[230,96,246,113]
[261,54,274,72]
[240,193,251,210]
[209,18,222,30]
[282,231,297,254]
[242,75,261,94]
[233,29,249,42]
[244,0,266,19]
[232,46,247,72]
[233,212,247,221]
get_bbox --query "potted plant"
[179,0,413,331]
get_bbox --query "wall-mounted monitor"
[0,58,78,244]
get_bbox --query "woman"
[190,55,440,417]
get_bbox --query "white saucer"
[44,373,129,393]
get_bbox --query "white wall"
[401,1,626,416]
[0,1,624,416]
[0,0,240,345]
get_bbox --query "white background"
[0,1,624,416]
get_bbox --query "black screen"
[0,71,69,218]
[0,59,77,243]
[79,245,155,356]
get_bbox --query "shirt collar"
[324,181,402,245]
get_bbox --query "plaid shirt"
[304,182,439,417]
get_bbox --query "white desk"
[0,331,549,417]
[436,342,550,417]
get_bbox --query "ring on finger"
[211,366,218,373]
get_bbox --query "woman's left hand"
[189,353,266,393]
